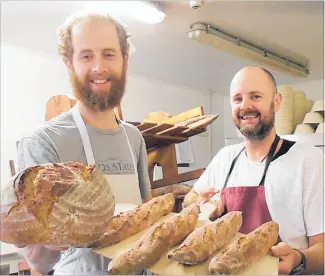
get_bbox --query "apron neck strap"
[71,104,96,165]
[259,134,280,186]
[223,134,280,188]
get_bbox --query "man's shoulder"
[21,112,77,144]
[211,143,244,164]
[120,121,143,140]
[288,141,323,162]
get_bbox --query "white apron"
[54,104,142,275]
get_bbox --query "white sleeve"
[18,245,61,274]
[302,149,324,236]
[193,151,223,194]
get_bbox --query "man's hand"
[271,242,302,275]
[198,187,219,203]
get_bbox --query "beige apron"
[54,104,142,275]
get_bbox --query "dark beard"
[234,104,275,141]
[70,68,126,112]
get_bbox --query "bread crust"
[209,221,279,275]
[151,184,192,198]
[1,162,115,246]
[89,193,175,248]
[167,211,242,265]
[107,203,200,275]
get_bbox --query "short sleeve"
[303,148,324,236]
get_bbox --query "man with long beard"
[16,11,152,275]
[184,66,324,275]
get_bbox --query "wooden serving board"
[94,209,279,275]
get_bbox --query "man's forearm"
[19,245,61,274]
[301,241,324,274]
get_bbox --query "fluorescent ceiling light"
[81,1,165,24]
[188,23,310,78]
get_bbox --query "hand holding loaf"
[1,162,115,247]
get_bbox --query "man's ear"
[274,93,282,113]
[64,57,73,73]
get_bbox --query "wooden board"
[94,209,279,275]
[157,125,188,136]
[160,107,204,125]
[141,123,174,134]
[137,122,157,131]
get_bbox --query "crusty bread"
[107,203,200,275]
[0,162,115,246]
[151,184,192,198]
[167,211,242,265]
[209,221,279,275]
[89,193,175,248]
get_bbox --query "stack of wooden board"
[127,107,219,150]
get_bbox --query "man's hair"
[260,67,278,94]
[56,10,133,59]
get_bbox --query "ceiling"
[1,1,324,94]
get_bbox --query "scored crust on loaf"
[167,211,243,265]
[151,184,192,198]
[0,162,115,246]
[107,203,200,275]
[208,221,279,275]
[89,193,175,248]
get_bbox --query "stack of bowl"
[275,85,294,135]
[293,90,307,128]
[294,100,324,134]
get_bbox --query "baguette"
[167,211,242,265]
[151,184,192,198]
[209,221,279,275]
[107,203,200,275]
[89,193,175,248]
[0,162,115,246]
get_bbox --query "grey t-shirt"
[17,110,151,274]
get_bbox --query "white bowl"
[303,112,324,124]
[294,124,315,134]
[311,100,324,112]
[316,123,324,133]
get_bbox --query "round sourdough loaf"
[0,162,115,246]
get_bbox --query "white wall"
[290,79,324,101]
[1,42,215,188]
[210,92,225,157]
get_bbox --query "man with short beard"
[16,11,152,275]
[184,66,324,275]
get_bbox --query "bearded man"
[16,11,151,275]
[184,66,324,275]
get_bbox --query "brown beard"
[70,66,126,112]
[233,102,275,140]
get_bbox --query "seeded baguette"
[167,211,242,265]
[209,221,279,275]
[107,203,200,275]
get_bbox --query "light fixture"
[188,23,310,78]
[81,1,165,25]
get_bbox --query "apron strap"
[259,134,280,186]
[71,104,96,165]
[119,122,138,175]
[223,135,280,188]
[223,147,245,188]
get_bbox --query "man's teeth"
[243,115,258,119]
[92,79,108,84]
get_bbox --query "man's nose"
[92,57,108,73]
[241,97,253,110]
